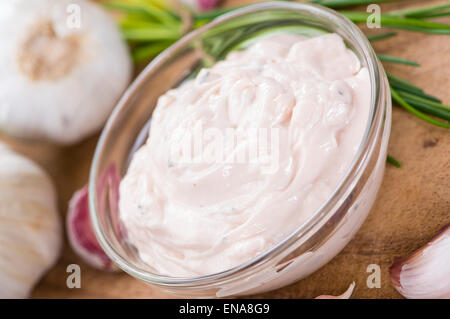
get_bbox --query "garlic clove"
[197,0,222,11]
[178,0,221,12]
[67,186,118,272]
[66,164,123,272]
[390,223,450,299]
[315,282,355,299]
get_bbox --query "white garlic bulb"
[0,0,132,144]
[0,143,62,298]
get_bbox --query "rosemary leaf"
[313,0,393,9]
[194,7,240,21]
[367,32,397,41]
[414,11,450,19]
[104,1,178,26]
[397,91,449,111]
[341,12,450,34]
[122,27,181,41]
[390,4,450,19]
[387,72,423,93]
[383,25,450,35]
[387,155,402,168]
[132,41,174,64]
[401,98,450,122]
[390,87,450,129]
[390,83,441,103]
[102,1,150,15]
[132,0,179,25]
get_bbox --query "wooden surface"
[1,0,448,299]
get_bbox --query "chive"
[313,0,393,9]
[341,12,450,34]
[387,72,441,103]
[390,4,450,19]
[377,53,420,67]
[390,87,450,129]
[367,32,397,42]
[104,1,178,26]
[397,91,448,110]
[390,83,441,103]
[387,155,402,168]
[382,25,450,35]
[105,0,450,130]
[122,28,181,41]
[102,1,150,15]
[401,98,450,122]
[119,19,178,30]
[194,7,241,21]
[387,72,423,93]
[397,90,450,121]
[132,41,173,64]
[414,11,450,19]
[132,0,179,26]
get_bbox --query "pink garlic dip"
[119,33,371,277]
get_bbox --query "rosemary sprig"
[391,87,450,129]
[104,0,450,134]
[398,92,450,121]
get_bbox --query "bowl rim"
[89,1,383,286]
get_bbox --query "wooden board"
[0,0,448,298]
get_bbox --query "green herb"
[390,3,450,19]
[391,87,450,129]
[367,32,397,42]
[104,0,450,145]
[377,54,420,67]
[387,155,402,168]
[312,0,394,9]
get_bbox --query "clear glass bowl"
[89,2,391,297]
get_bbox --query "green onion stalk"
[104,0,450,166]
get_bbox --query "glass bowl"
[89,2,391,297]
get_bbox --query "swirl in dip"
[119,33,371,277]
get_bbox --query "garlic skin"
[0,0,132,144]
[315,282,355,299]
[0,143,62,298]
[390,223,450,299]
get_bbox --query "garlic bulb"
[315,282,355,299]
[390,223,450,299]
[0,0,132,144]
[0,143,62,298]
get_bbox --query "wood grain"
[0,0,448,299]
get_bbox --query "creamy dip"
[119,33,371,277]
